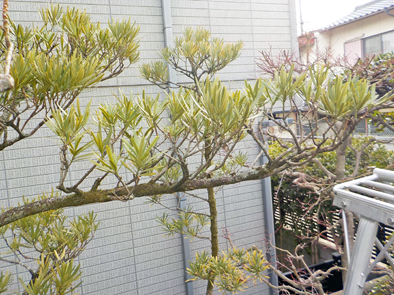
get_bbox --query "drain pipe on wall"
[259,143,279,294]
[161,0,177,85]
[178,194,194,295]
[161,1,194,294]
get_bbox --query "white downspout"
[260,146,279,294]
[160,1,193,294]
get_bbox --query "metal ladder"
[333,168,394,295]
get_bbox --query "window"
[364,35,381,56]
[382,31,394,53]
[363,30,394,57]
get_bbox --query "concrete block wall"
[0,0,297,294]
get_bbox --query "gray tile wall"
[0,0,296,294]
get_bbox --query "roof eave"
[319,8,393,33]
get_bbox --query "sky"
[297,0,373,33]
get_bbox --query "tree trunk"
[204,140,219,295]
[335,136,351,181]
[206,186,218,295]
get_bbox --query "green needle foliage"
[41,27,391,294]
[141,27,243,89]
[187,249,268,293]
[0,193,99,294]
[0,4,139,293]
[0,272,11,294]
[0,4,139,151]
[0,7,393,292]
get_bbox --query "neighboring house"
[297,0,394,140]
[299,0,394,64]
[0,1,298,295]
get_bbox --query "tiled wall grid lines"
[0,0,295,294]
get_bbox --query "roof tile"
[321,0,394,31]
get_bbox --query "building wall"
[0,1,298,294]
[316,8,394,61]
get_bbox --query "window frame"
[362,29,394,57]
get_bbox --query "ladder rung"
[363,180,394,193]
[374,168,394,183]
[347,185,394,202]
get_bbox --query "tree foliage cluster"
[0,193,98,295]
[351,52,394,97]
[0,4,139,151]
[0,4,137,294]
[271,138,394,255]
[0,3,394,295]
[260,44,394,293]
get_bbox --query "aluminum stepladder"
[333,168,394,295]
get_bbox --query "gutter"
[160,1,193,294]
[288,0,299,55]
[179,195,194,295]
[385,7,394,17]
[161,0,177,87]
[260,150,279,294]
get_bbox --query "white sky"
[297,0,373,33]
